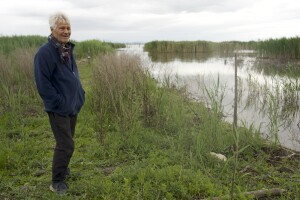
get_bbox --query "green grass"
[0,38,299,199]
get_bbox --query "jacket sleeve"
[34,50,64,109]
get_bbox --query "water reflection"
[253,58,300,77]
[147,49,257,63]
[123,44,300,151]
[147,51,213,63]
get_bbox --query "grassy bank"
[0,37,299,199]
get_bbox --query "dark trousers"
[48,112,77,183]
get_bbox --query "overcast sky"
[1,0,300,43]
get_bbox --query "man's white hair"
[49,12,70,30]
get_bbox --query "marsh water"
[120,44,300,151]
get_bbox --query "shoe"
[49,181,68,194]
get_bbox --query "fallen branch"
[198,188,286,200]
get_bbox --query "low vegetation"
[0,36,299,199]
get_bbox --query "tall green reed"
[202,75,226,148]
[145,37,300,64]
[90,53,191,140]
[144,40,256,55]
[258,36,300,59]
[0,35,46,55]
[90,53,146,142]
[74,40,116,59]
[0,48,38,112]
[144,40,214,53]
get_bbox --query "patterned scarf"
[48,34,71,64]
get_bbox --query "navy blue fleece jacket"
[34,41,85,116]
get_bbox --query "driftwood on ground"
[198,188,286,200]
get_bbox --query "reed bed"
[144,40,214,53]
[144,40,256,55]
[90,53,147,138]
[90,53,201,140]
[215,41,257,54]
[144,37,300,64]
[258,37,300,59]
[74,40,125,59]
[0,47,38,114]
[0,35,46,55]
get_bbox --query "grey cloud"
[1,0,300,42]
[68,0,104,9]
[64,0,255,15]
[70,0,255,13]
[152,0,255,13]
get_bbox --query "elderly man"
[34,12,85,194]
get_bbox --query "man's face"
[51,20,71,45]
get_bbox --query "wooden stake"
[233,53,238,127]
